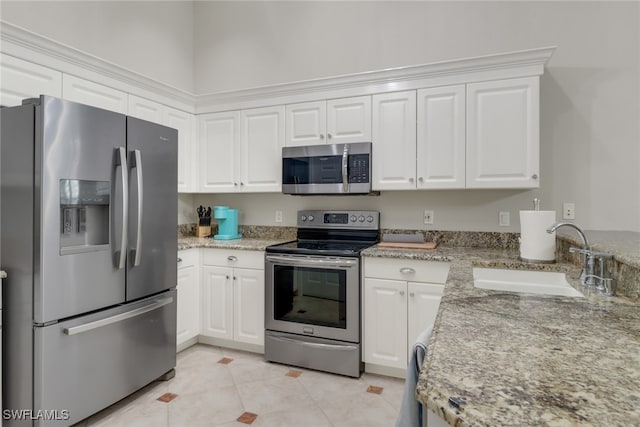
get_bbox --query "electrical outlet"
[275,210,283,223]
[499,211,510,227]
[423,210,434,225]
[563,203,575,220]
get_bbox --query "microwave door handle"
[131,149,143,267]
[342,144,348,192]
[115,147,128,269]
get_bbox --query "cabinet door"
[466,77,539,188]
[285,101,327,146]
[165,107,197,192]
[62,75,128,114]
[363,278,407,370]
[128,95,163,124]
[372,91,417,190]
[407,282,443,361]
[201,266,233,340]
[239,105,284,192]
[417,85,466,189]
[199,111,239,192]
[233,268,265,346]
[0,54,62,106]
[177,262,200,347]
[327,96,372,144]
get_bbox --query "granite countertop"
[363,244,640,426]
[178,236,292,252]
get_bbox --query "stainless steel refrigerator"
[1,96,178,426]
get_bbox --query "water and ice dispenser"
[59,179,110,254]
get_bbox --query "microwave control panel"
[348,154,370,183]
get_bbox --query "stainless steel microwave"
[282,142,372,195]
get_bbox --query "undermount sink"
[472,268,584,297]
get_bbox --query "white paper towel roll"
[519,210,557,262]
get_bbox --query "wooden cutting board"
[377,241,439,250]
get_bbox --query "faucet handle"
[589,251,614,259]
[569,247,591,255]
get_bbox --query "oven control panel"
[297,210,379,229]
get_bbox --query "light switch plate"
[563,203,575,220]
[275,210,283,223]
[499,211,510,227]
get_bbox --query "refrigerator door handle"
[131,149,143,267]
[63,296,173,336]
[115,147,128,269]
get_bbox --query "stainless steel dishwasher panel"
[33,289,177,426]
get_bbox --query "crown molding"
[1,20,555,115]
[195,46,556,113]
[0,21,196,112]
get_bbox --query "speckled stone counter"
[364,244,640,426]
[178,236,292,251]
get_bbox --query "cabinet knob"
[409,292,415,297]
[177,258,182,263]
[399,291,405,296]
[234,182,238,186]
[418,177,424,182]
[327,133,332,139]
[532,174,538,180]
[320,134,325,139]
[240,182,244,186]
[409,177,414,183]
[233,276,237,280]
[228,255,237,262]
[226,275,230,279]
[400,267,415,274]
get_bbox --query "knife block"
[196,225,211,238]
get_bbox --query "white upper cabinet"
[285,101,326,146]
[199,111,239,192]
[62,74,128,114]
[285,96,371,146]
[0,54,62,106]
[199,106,283,193]
[372,91,417,190]
[466,77,540,188]
[128,95,163,124]
[326,96,372,144]
[417,85,466,189]
[239,105,284,192]
[165,106,197,193]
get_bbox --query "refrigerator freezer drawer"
[33,289,177,426]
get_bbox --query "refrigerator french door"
[1,96,178,426]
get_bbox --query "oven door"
[265,254,360,343]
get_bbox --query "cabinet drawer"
[364,257,450,284]
[178,248,200,269]
[203,248,264,269]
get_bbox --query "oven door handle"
[266,254,357,268]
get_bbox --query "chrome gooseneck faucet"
[547,222,614,295]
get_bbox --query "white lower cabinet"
[177,249,201,350]
[201,249,265,347]
[363,257,449,374]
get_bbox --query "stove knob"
[367,215,374,223]
[358,215,365,222]
[308,215,315,222]
[350,215,357,222]
[300,215,307,222]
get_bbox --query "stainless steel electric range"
[264,210,380,377]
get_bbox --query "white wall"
[194,1,640,232]
[0,1,195,93]
[2,1,638,232]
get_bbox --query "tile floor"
[74,344,406,426]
